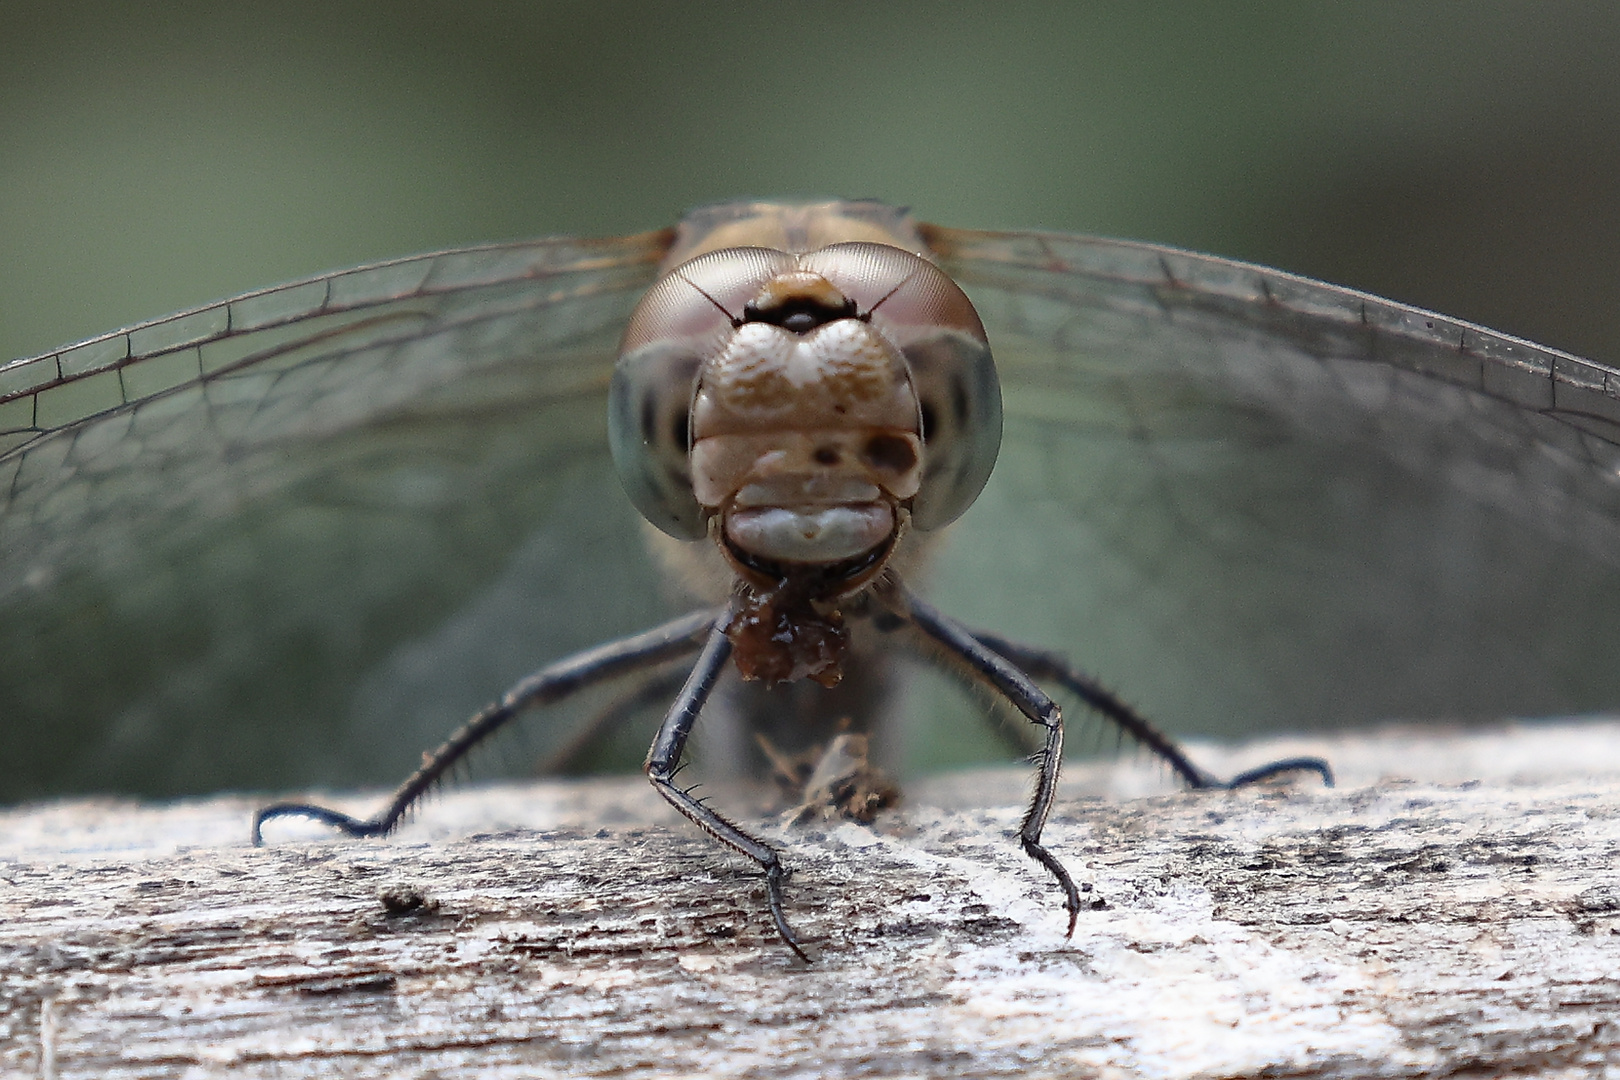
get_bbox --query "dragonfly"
[5,199,1620,954]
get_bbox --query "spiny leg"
[879,580,1082,937]
[533,663,696,776]
[643,617,812,962]
[252,608,722,844]
[968,630,1334,790]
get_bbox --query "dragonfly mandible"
[5,199,1620,955]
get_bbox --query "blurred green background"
[6,0,1620,801]
[6,0,1620,368]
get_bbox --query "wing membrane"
[923,225,1620,738]
[0,230,676,800]
[10,217,1620,801]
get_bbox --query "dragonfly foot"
[251,802,390,845]
[765,861,817,963]
[1021,835,1082,938]
[1223,756,1335,790]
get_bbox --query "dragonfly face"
[609,207,1001,689]
[4,199,1620,810]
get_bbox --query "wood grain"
[3,720,1619,1078]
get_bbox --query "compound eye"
[611,248,798,539]
[608,348,704,538]
[802,244,1002,531]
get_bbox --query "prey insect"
[253,200,1331,959]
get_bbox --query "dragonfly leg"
[643,619,814,962]
[533,663,696,776]
[961,630,1334,791]
[252,607,722,844]
[880,581,1082,937]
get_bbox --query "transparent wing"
[921,224,1620,741]
[0,229,677,800]
[13,218,1620,802]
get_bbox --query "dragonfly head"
[611,241,1002,602]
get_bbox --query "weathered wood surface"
[3,720,1620,1079]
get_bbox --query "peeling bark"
[3,720,1620,1079]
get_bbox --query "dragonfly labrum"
[5,199,1620,955]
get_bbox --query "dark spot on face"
[919,400,938,441]
[813,445,841,466]
[670,410,690,452]
[863,434,916,473]
[951,377,970,425]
